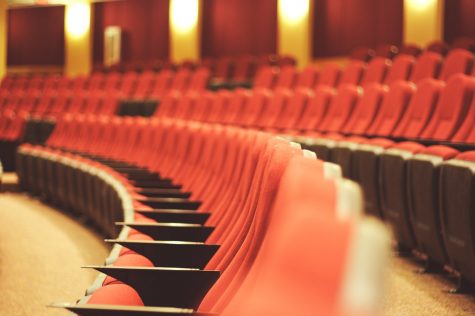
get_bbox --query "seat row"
[293,73,475,290]
[18,118,391,315]
[254,48,474,91]
[0,67,211,100]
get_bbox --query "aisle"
[384,256,475,315]
[0,193,109,316]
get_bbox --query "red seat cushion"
[87,284,144,306]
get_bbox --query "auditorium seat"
[272,88,312,131]
[294,85,335,133]
[439,151,475,289]
[317,63,342,87]
[329,83,389,177]
[295,65,319,88]
[253,66,278,90]
[438,49,474,81]
[351,79,438,218]
[385,54,415,84]
[426,40,450,56]
[254,88,291,130]
[339,61,365,86]
[360,57,391,85]
[274,66,297,89]
[378,74,475,250]
[400,44,423,57]
[410,51,443,83]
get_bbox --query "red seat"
[438,49,474,81]
[87,284,144,306]
[317,63,341,87]
[295,65,319,88]
[339,61,365,86]
[411,51,443,83]
[361,57,391,85]
[295,86,335,133]
[274,66,297,89]
[439,152,475,286]
[385,55,415,84]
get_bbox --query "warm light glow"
[170,0,199,33]
[279,0,309,24]
[407,0,437,11]
[65,2,90,39]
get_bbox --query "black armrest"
[138,189,192,199]
[140,198,201,210]
[136,209,210,224]
[131,179,176,188]
[117,222,214,242]
[106,239,219,269]
[83,266,220,309]
[49,302,217,316]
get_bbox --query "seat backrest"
[361,57,391,85]
[339,61,366,86]
[401,44,423,58]
[189,67,211,91]
[411,51,443,83]
[385,55,415,85]
[420,74,475,140]
[273,88,312,130]
[295,65,319,88]
[256,88,292,129]
[296,86,335,132]
[274,66,298,89]
[392,78,444,138]
[317,63,342,87]
[451,96,475,143]
[342,83,387,135]
[254,66,278,89]
[438,49,474,81]
[426,40,450,56]
[366,80,416,137]
[318,84,361,133]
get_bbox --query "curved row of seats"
[17,117,391,315]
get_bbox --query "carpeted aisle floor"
[0,193,109,316]
[1,192,475,315]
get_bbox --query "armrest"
[106,239,219,269]
[140,198,201,210]
[117,222,214,242]
[138,189,192,199]
[49,302,216,316]
[83,266,220,309]
[131,180,176,188]
[135,209,210,224]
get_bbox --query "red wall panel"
[201,0,277,58]
[93,0,169,64]
[313,0,403,57]
[444,0,475,43]
[7,6,65,66]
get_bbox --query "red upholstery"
[317,63,341,87]
[339,61,365,86]
[367,80,415,137]
[420,74,475,140]
[410,51,442,83]
[392,78,444,138]
[296,65,319,88]
[385,55,415,84]
[341,83,387,135]
[296,86,335,132]
[438,49,474,81]
[87,284,144,306]
[318,84,361,133]
[361,57,391,85]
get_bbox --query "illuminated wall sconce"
[65,1,90,39]
[407,0,437,11]
[170,0,199,33]
[279,0,309,25]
